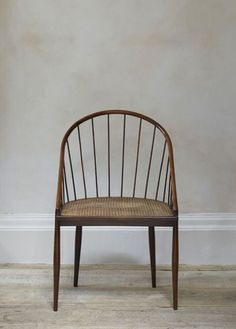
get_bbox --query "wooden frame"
[53,109,179,311]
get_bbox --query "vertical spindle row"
[61,114,173,204]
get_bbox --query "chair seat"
[61,197,173,218]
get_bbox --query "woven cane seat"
[61,197,173,217]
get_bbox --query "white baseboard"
[0,213,236,265]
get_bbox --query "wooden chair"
[53,109,178,311]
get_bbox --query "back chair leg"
[74,226,82,287]
[53,221,61,312]
[148,226,156,288]
[172,223,179,310]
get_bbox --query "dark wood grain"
[172,222,179,310]
[53,221,60,312]
[74,226,82,287]
[148,226,156,288]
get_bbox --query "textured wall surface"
[0,0,236,213]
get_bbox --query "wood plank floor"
[0,264,236,328]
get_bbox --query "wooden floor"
[0,264,236,328]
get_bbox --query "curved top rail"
[61,110,171,147]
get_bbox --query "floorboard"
[0,265,235,328]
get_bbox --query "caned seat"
[53,109,179,311]
[61,197,173,217]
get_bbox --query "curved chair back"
[56,110,177,214]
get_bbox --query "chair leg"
[74,226,82,287]
[53,221,60,312]
[172,223,179,310]
[148,226,156,288]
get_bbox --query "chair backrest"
[56,110,178,214]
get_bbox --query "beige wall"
[0,0,236,213]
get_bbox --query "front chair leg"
[74,226,82,287]
[148,226,156,288]
[53,221,61,311]
[172,223,179,310]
